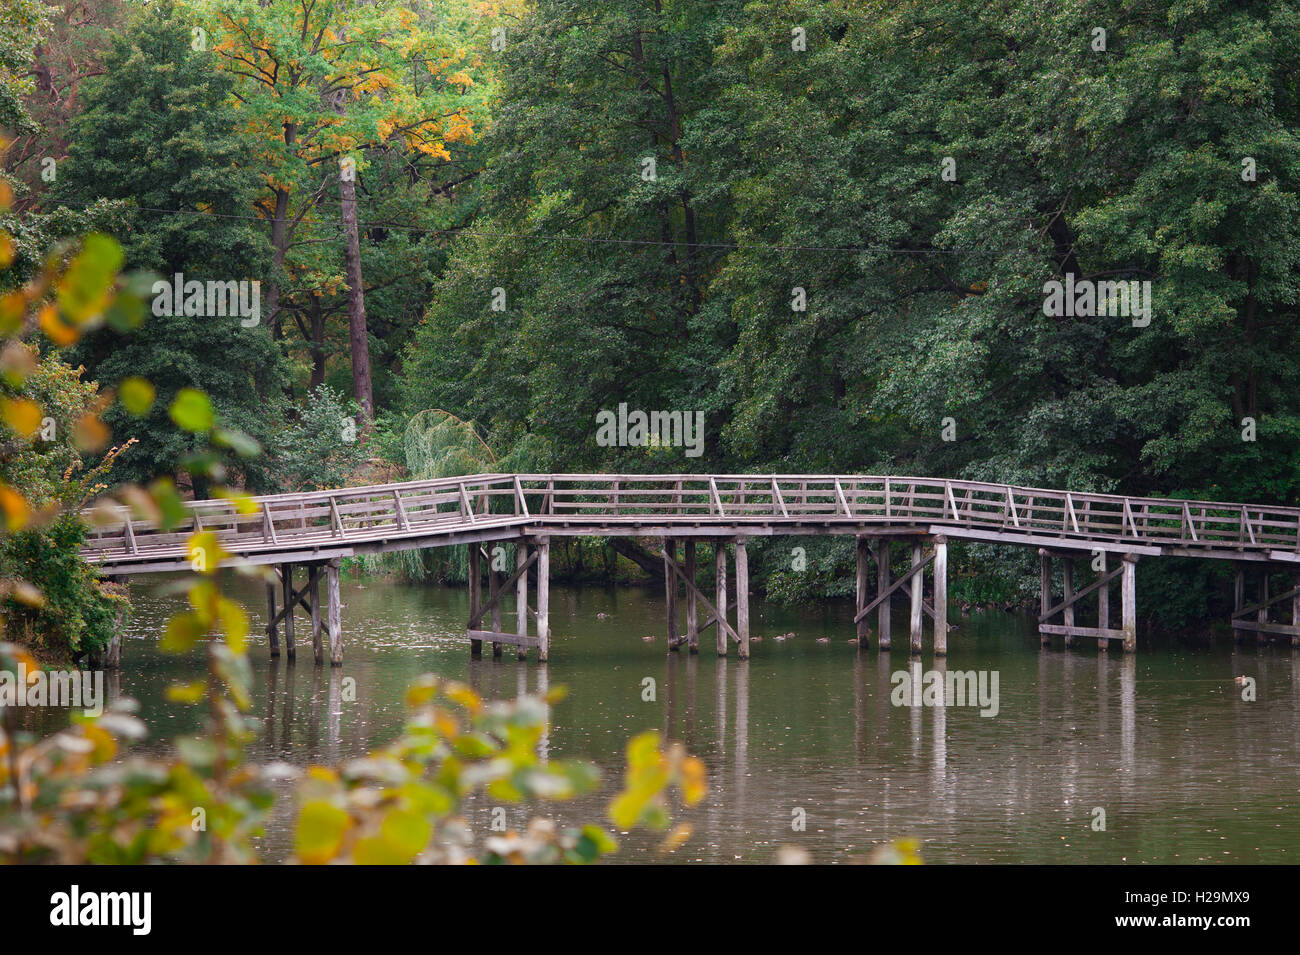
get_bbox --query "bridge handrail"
[79,472,1300,562]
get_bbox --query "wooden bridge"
[81,473,1300,664]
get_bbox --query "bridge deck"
[81,473,1300,574]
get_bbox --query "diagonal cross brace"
[660,547,742,645]
[855,549,933,623]
[1037,563,1122,623]
[468,548,537,629]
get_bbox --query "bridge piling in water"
[327,558,343,666]
[715,542,728,657]
[468,545,482,658]
[515,540,528,661]
[875,539,891,650]
[855,538,871,648]
[910,542,924,654]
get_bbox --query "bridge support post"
[468,544,482,657]
[1258,571,1270,630]
[1292,574,1300,649]
[685,540,699,654]
[855,537,871,648]
[1039,553,1052,647]
[537,537,550,663]
[105,578,124,669]
[311,565,323,665]
[875,539,891,650]
[1121,555,1137,653]
[327,557,343,666]
[933,537,948,656]
[664,538,679,651]
[1098,552,1109,652]
[1233,569,1245,643]
[910,542,924,654]
[735,538,750,660]
[516,540,529,661]
[715,542,728,657]
[266,579,280,658]
[282,563,296,662]
[1062,558,1075,648]
[490,552,503,659]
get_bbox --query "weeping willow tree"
[361,410,541,581]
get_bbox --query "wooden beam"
[516,539,529,661]
[735,539,750,659]
[660,545,742,647]
[1034,563,1128,623]
[910,542,924,654]
[468,544,482,656]
[266,579,280,658]
[490,559,503,659]
[685,540,699,653]
[855,537,871,646]
[537,537,550,662]
[467,548,537,629]
[715,542,728,656]
[1121,555,1137,653]
[1231,582,1300,620]
[1097,551,1110,651]
[664,538,679,651]
[468,629,540,648]
[1039,624,1130,640]
[1062,557,1075,648]
[311,564,323,665]
[934,537,948,655]
[854,549,933,622]
[875,539,892,650]
[327,558,343,666]
[1040,553,1052,647]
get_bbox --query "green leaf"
[169,388,214,432]
[119,377,156,415]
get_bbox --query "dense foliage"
[7,0,1300,626]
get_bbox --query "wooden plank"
[1039,625,1129,639]
[468,629,540,648]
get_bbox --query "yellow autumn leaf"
[1,398,43,437]
[0,485,30,531]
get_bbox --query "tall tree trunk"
[339,169,374,421]
[309,295,327,391]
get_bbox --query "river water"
[82,571,1300,864]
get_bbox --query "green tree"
[54,0,286,493]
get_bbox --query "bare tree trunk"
[339,167,373,421]
[308,296,327,391]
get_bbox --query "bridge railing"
[81,472,1300,564]
[515,474,1300,551]
[81,473,524,560]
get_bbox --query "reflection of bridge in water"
[83,473,1300,664]
[230,644,1295,863]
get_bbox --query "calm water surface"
[81,572,1300,864]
